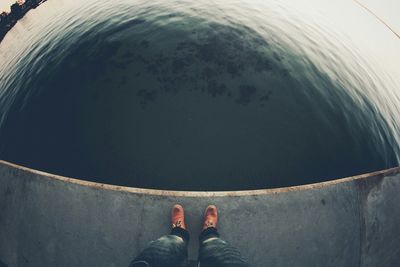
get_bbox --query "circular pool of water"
[0,0,399,190]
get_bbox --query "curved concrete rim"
[2,159,399,197]
[2,159,400,266]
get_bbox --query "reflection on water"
[0,0,399,190]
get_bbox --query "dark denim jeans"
[130,227,248,267]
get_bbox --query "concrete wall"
[0,160,399,267]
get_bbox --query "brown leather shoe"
[171,204,186,230]
[202,205,218,230]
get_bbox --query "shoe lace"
[172,220,182,228]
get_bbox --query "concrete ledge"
[0,160,399,266]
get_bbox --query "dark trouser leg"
[198,228,249,267]
[129,227,189,267]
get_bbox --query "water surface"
[0,0,399,190]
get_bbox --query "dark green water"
[0,0,399,190]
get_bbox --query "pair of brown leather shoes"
[171,204,218,231]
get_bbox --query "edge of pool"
[1,159,399,196]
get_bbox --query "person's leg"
[198,205,248,267]
[129,205,190,267]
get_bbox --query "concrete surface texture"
[0,160,399,267]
